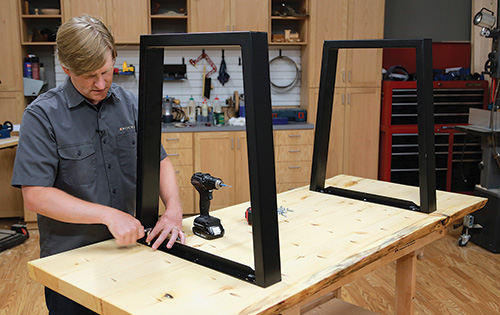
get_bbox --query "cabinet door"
[0,0,22,92]
[63,0,108,22]
[342,87,381,179]
[194,132,235,210]
[0,92,24,124]
[231,0,268,31]
[0,147,23,218]
[345,0,384,87]
[106,0,149,43]
[234,131,250,204]
[190,0,229,32]
[307,0,348,89]
[326,91,346,178]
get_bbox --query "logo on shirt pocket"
[57,142,97,186]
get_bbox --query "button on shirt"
[12,77,166,257]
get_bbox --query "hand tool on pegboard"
[190,50,217,98]
[189,50,217,77]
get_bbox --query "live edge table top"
[28,175,487,314]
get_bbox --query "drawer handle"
[288,134,301,138]
[169,153,180,156]
[288,166,301,169]
[175,170,180,173]
[166,138,179,141]
[288,149,301,153]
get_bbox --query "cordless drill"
[191,172,229,239]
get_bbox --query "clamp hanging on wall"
[189,50,217,77]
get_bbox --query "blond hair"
[56,15,117,76]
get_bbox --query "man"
[12,15,184,314]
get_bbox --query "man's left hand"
[145,207,185,250]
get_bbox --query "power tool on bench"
[191,172,230,240]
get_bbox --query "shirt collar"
[63,77,118,109]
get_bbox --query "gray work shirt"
[12,77,166,257]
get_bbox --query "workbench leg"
[395,251,417,315]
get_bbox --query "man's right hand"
[22,186,145,245]
[105,210,145,245]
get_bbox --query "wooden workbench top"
[28,175,486,314]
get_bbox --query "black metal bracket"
[310,39,437,214]
[136,32,280,288]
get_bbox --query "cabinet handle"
[226,25,230,31]
[342,93,345,105]
[347,93,350,105]
[166,138,179,141]
[169,153,179,156]
[175,170,180,173]
[231,138,234,150]
[232,25,235,31]
[288,166,301,169]
[288,134,301,138]
[342,71,345,82]
[288,149,301,153]
[348,71,351,83]
[237,138,240,150]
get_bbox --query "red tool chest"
[379,80,489,193]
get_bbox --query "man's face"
[62,51,115,105]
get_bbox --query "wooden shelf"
[21,42,56,46]
[21,14,61,18]
[269,41,306,46]
[151,15,187,19]
[150,0,189,33]
[271,15,308,20]
[269,0,309,45]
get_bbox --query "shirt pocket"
[58,142,97,186]
[116,133,137,178]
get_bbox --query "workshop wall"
[384,0,471,42]
[54,47,301,108]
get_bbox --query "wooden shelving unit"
[269,0,308,45]
[19,0,61,46]
[149,0,189,34]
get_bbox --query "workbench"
[28,175,486,314]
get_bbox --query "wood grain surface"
[2,219,500,314]
[26,175,486,314]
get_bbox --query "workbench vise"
[191,172,228,239]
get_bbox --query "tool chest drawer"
[162,132,193,149]
[379,81,488,193]
[274,129,314,145]
[381,81,488,126]
[275,145,313,162]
